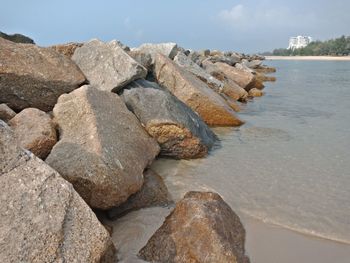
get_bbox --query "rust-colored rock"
[0,103,16,122]
[0,38,87,111]
[248,88,264,97]
[153,53,243,127]
[0,121,116,263]
[46,86,160,209]
[8,108,57,159]
[255,66,276,74]
[107,169,172,219]
[139,191,250,263]
[49,42,83,58]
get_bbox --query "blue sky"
[1,0,349,53]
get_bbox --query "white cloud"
[219,4,245,23]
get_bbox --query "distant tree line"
[263,36,350,56]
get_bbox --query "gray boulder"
[242,59,263,69]
[72,39,147,92]
[107,169,172,219]
[122,79,217,159]
[0,104,16,122]
[131,42,179,62]
[46,86,160,209]
[0,37,87,112]
[174,52,224,93]
[0,121,116,263]
[206,54,241,66]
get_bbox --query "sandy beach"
[265,56,350,61]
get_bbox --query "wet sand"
[265,56,350,61]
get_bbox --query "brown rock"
[0,103,16,122]
[121,79,217,159]
[255,66,276,74]
[255,72,276,82]
[139,191,250,263]
[107,169,172,219]
[9,108,57,159]
[248,88,264,97]
[0,37,87,111]
[153,53,243,127]
[46,86,160,209]
[49,42,83,58]
[0,121,116,263]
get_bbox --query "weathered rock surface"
[107,169,172,219]
[248,88,264,97]
[174,52,224,93]
[139,191,250,263]
[128,49,153,71]
[187,51,206,66]
[242,59,263,69]
[132,42,179,62]
[0,103,16,122]
[0,31,34,44]
[207,54,241,66]
[46,86,160,209]
[72,39,147,92]
[255,66,276,74]
[202,60,248,101]
[122,79,217,158]
[153,53,243,127]
[0,37,87,111]
[50,42,83,58]
[0,121,116,263]
[8,108,57,159]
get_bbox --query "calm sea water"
[152,60,350,243]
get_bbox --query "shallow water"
[151,60,350,244]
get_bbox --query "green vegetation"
[270,35,350,56]
[0,31,35,44]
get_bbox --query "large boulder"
[174,52,224,93]
[107,169,172,219]
[46,86,160,209]
[248,88,264,97]
[128,49,153,71]
[0,121,116,263]
[139,191,250,263]
[153,53,243,127]
[0,103,16,122]
[8,108,57,159]
[49,42,83,58]
[122,79,217,159]
[207,54,241,66]
[242,59,263,69]
[72,39,147,92]
[0,38,87,111]
[132,42,179,62]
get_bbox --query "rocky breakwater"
[0,33,275,262]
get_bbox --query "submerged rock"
[46,86,160,209]
[0,37,87,111]
[153,53,243,127]
[9,108,57,159]
[0,104,16,122]
[72,39,147,92]
[139,191,250,263]
[0,121,116,263]
[122,79,217,159]
[107,169,172,219]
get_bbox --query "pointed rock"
[72,39,147,92]
[46,86,160,209]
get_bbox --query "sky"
[1,0,350,53]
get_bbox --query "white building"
[288,36,312,49]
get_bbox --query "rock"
[199,49,210,57]
[207,54,240,66]
[114,40,131,52]
[242,59,263,69]
[0,31,34,44]
[121,79,217,159]
[202,60,248,101]
[72,39,147,92]
[107,169,172,219]
[254,66,276,74]
[187,51,206,65]
[153,53,243,127]
[138,191,250,263]
[49,42,83,58]
[8,108,57,159]
[128,49,153,71]
[0,103,16,122]
[174,52,224,93]
[132,42,179,61]
[210,50,223,56]
[46,86,160,209]
[248,88,264,97]
[0,38,87,112]
[255,72,276,82]
[0,121,116,263]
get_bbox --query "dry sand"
[265,56,350,61]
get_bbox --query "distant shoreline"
[265,56,350,61]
